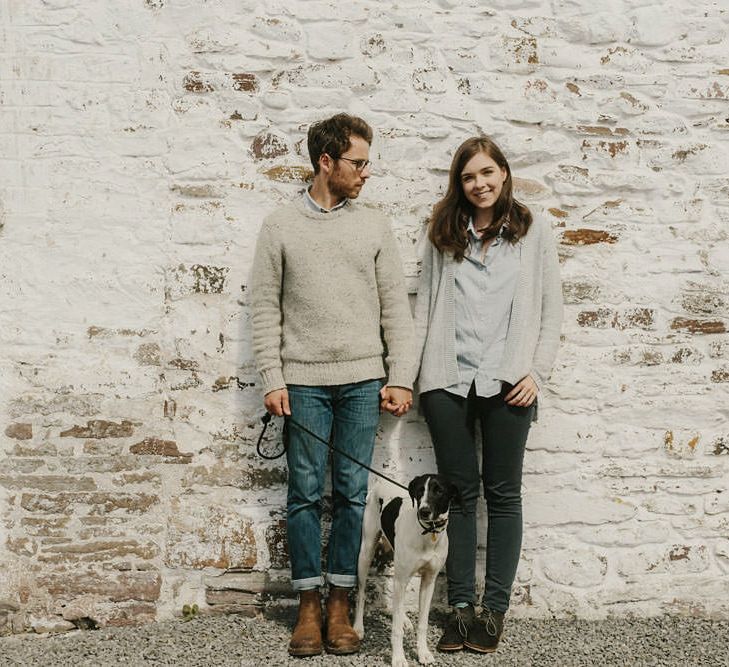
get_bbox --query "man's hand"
[504,375,537,407]
[379,385,413,417]
[264,388,291,417]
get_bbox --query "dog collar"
[418,517,447,536]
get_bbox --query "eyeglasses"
[336,156,371,173]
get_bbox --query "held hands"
[264,388,291,417]
[379,385,413,417]
[504,375,538,407]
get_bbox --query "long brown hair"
[429,136,532,260]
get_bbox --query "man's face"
[327,135,372,200]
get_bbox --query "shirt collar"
[467,217,508,242]
[304,188,348,214]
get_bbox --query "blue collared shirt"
[445,219,521,399]
[303,188,349,213]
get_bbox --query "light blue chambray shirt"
[303,188,349,213]
[445,219,521,399]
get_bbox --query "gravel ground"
[2,608,728,667]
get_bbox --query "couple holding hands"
[250,113,563,657]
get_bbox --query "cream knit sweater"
[250,197,416,395]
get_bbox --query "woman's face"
[459,150,507,212]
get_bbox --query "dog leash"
[256,413,410,493]
[256,413,449,536]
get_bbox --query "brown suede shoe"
[288,589,323,657]
[325,586,360,655]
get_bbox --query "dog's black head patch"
[408,474,458,521]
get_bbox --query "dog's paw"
[353,621,364,640]
[391,654,409,667]
[417,649,435,665]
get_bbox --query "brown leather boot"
[288,589,323,657]
[325,586,360,655]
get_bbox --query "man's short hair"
[307,113,373,174]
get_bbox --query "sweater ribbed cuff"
[260,367,286,395]
[385,364,414,391]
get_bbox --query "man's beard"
[329,167,361,200]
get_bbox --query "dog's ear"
[408,475,426,507]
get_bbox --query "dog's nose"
[418,507,431,520]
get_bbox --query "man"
[250,113,415,656]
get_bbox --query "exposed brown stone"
[506,35,538,64]
[203,570,291,595]
[669,546,690,561]
[251,132,289,160]
[561,229,618,245]
[577,309,614,328]
[190,264,228,294]
[262,165,313,183]
[104,602,157,627]
[87,327,151,339]
[183,461,286,489]
[112,471,161,486]
[711,367,729,383]
[0,475,96,492]
[37,571,161,603]
[548,208,569,219]
[577,125,630,136]
[617,308,654,330]
[672,146,707,161]
[82,441,124,456]
[166,506,257,570]
[671,347,701,364]
[129,438,192,462]
[169,357,198,371]
[5,423,32,440]
[6,537,37,556]
[566,82,581,95]
[713,438,729,456]
[21,516,70,537]
[170,183,222,198]
[562,281,600,304]
[266,520,289,569]
[183,71,213,93]
[20,492,159,514]
[60,420,134,439]
[512,176,548,196]
[38,539,158,562]
[231,73,258,92]
[577,308,654,330]
[134,343,161,366]
[206,589,260,606]
[671,318,726,335]
[12,442,56,457]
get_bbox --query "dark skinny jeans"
[420,385,534,613]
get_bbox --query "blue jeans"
[285,380,381,592]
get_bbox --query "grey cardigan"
[414,216,563,395]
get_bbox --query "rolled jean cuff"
[327,573,357,588]
[292,575,324,592]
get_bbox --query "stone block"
[166,499,257,570]
[540,548,608,587]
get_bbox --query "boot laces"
[455,607,470,637]
[483,608,499,636]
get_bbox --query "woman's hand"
[504,375,537,407]
[379,385,413,417]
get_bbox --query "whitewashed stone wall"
[1,0,728,633]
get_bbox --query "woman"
[414,136,563,653]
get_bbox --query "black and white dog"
[353,474,459,667]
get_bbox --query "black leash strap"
[255,412,410,493]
